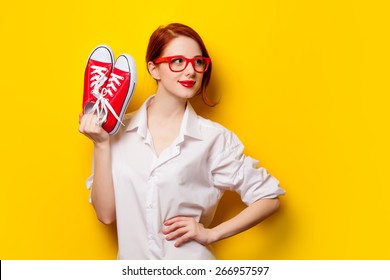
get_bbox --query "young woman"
[79,23,285,260]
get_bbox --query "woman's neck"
[148,91,187,120]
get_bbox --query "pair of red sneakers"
[83,45,137,135]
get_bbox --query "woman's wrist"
[94,140,110,150]
[207,227,222,244]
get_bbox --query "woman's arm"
[163,198,280,247]
[79,113,116,224]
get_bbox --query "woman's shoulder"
[196,115,242,149]
[197,115,228,134]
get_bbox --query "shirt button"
[148,234,153,240]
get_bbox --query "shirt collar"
[125,95,203,141]
[181,102,203,140]
[125,96,151,138]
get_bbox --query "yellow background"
[1,0,389,259]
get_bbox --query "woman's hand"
[79,113,110,146]
[163,199,280,248]
[162,217,216,247]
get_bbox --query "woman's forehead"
[161,36,202,57]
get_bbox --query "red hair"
[146,23,215,106]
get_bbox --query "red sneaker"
[83,45,114,114]
[99,54,137,135]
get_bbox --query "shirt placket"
[145,170,159,259]
[145,136,181,259]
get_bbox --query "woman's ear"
[148,61,160,81]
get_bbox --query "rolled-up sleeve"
[210,132,285,205]
[85,159,94,204]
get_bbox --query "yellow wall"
[1,0,389,259]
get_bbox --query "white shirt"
[87,96,285,260]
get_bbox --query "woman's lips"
[179,80,195,88]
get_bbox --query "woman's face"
[153,36,204,100]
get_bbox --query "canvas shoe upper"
[83,45,114,114]
[99,54,137,135]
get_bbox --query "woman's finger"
[164,216,192,226]
[174,232,193,247]
[165,227,188,241]
[163,221,189,234]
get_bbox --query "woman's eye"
[194,59,204,66]
[171,58,184,64]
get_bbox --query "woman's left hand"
[162,217,215,247]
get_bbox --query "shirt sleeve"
[85,158,94,204]
[210,131,285,205]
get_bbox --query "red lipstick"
[179,80,195,88]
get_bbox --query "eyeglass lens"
[169,57,208,72]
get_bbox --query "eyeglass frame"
[153,56,211,73]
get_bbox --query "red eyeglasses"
[154,56,211,73]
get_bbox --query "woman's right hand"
[78,113,110,145]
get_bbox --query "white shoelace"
[105,73,123,97]
[90,66,109,89]
[89,68,125,127]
